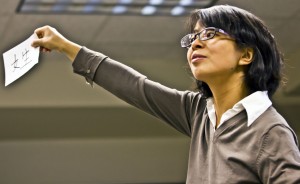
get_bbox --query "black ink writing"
[11,48,32,72]
[22,48,30,62]
[11,54,19,72]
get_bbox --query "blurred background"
[0,0,299,183]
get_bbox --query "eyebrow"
[193,27,204,33]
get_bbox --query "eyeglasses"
[180,27,230,48]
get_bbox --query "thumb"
[31,38,44,48]
[31,38,52,52]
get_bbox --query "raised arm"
[72,47,199,136]
[31,25,204,136]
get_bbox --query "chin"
[192,71,203,80]
[193,73,208,82]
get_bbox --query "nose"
[190,36,204,50]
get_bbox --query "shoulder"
[255,106,299,160]
[252,106,299,153]
[260,125,299,154]
[254,106,292,133]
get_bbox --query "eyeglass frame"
[180,27,231,48]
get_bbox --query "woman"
[32,5,300,184]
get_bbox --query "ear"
[239,47,254,66]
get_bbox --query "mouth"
[191,53,207,63]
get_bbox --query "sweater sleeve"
[256,125,300,184]
[72,47,203,136]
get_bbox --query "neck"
[207,75,249,128]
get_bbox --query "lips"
[191,53,207,63]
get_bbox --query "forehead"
[193,22,204,32]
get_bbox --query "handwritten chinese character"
[11,54,19,72]
[10,48,33,72]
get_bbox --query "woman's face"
[187,22,244,83]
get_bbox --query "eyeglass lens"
[181,28,217,48]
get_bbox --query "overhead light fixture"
[17,0,219,16]
[171,6,185,16]
[141,5,157,15]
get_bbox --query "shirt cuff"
[72,46,108,87]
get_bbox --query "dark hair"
[186,5,284,98]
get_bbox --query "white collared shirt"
[206,91,272,131]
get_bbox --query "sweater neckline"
[212,110,247,139]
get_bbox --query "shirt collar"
[206,91,272,127]
[239,91,272,126]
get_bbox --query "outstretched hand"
[31,25,82,62]
[32,25,65,52]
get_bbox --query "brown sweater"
[73,47,300,184]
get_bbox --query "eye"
[189,34,197,42]
[202,29,215,39]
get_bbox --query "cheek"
[209,44,241,67]
[186,49,192,62]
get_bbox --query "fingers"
[34,25,51,38]
[32,26,48,48]
[31,25,56,50]
[32,25,68,53]
[34,27,44,39]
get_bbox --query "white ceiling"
[0,0,300,183]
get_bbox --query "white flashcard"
[3,34,40,86]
